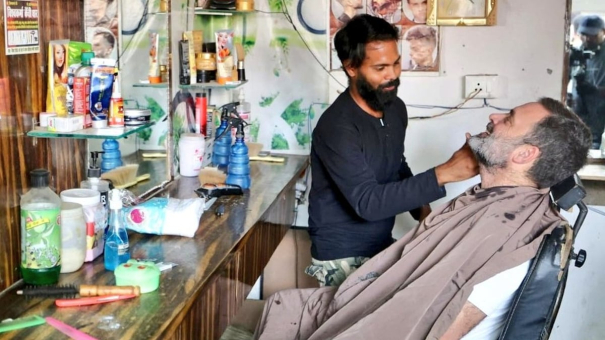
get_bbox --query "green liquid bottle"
[20,169,62,284]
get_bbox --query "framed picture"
[399,25,440,76]
[426,0,497,26]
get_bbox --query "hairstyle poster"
[329,0,440,75]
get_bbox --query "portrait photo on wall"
[84,0,120,60]
[400,24,440,74]
[329,0,366,70]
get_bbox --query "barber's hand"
[418,205,432,223]
[434,133,479,186]
[576,80,598,95]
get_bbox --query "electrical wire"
[409,89,482,120]
[264,2,515,120]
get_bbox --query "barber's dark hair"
[334,14,399,75]
[524,97,591,188]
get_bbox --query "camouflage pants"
[305,256,370,287]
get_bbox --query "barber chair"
[498,175,588,340]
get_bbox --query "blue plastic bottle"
[104,189,130,271]
[212,115,232,168]
[226,123,251,189]
[101,139,123,173]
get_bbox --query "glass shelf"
[27,122,155,140]
[132,82,169,88]
[194,8,254,16]
[179,80,248,90]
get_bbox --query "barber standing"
[571,15,605,149]
[306,15,478,287]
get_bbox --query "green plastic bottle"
[20,169,62,284]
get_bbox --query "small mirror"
[562,1,605,155]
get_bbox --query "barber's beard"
[468,123,522,171]
[355,74,400,112]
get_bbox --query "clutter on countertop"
[101,164,150,189]
[115,260,161,294]
[0,315,46,333]
[198,166,227,185]
[17,284,141,298]
[60,188,106,262]
[122,197,205,238]
[21,169,63,285]
[104,189,130,271]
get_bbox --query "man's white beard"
[468,133,521,170]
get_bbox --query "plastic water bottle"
[212,116,232,168]
[101,139,122,173]
[20,169,62,285]
[226,123,251,189]
[104,189,130,271]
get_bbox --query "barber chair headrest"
[550,175,586,211]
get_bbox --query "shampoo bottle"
[226,122,251,189]
[179,33,191,85]
[212,109,232,168]
[74,51,94,127]
[104,189,130,271]
[108,72,124,128]
[81,151,110,229]
[20,169,62,285]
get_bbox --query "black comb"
[16,285,78,298]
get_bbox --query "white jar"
[60,202,86,273]
[179,133,205,177]
[60,188,106,262]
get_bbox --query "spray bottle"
[212,102,239,168]
[226,119,251,189]
[236,88,251,142]
[104,189,130,271]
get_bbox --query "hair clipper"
[195,183,243,199]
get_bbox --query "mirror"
[563,0,605,153]
[85,0,172,197]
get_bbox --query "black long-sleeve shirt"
[308,90,445,260]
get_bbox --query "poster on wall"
[329,0,439,75]
[400,24,439,74]
[3,0,40,55]
[83,0,120,60]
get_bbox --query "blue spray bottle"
[212,102,239,169]
[226,120,251,189]
[104,189,130,271]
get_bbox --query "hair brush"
[16,284,141,298]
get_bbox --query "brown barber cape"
[255,185,564,340]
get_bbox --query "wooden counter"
[0,155,308,340]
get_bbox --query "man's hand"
[418,205,432,222]
[435,134,479,187]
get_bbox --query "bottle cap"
[109,189,123,210]
[30,169,50,188]
[81,52,94,66]
[87,167,102,178]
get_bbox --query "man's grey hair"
[524,97,591,188]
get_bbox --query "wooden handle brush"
[101,164,151,189]
[17,284,141,297]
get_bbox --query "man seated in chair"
[250,97,591,340]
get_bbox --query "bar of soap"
[115,260,161,294]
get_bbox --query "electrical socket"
[464,75,498,99]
